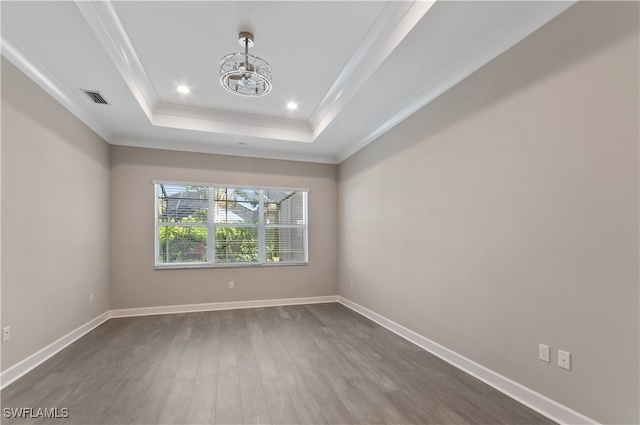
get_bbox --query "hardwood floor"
[1,303,555,424]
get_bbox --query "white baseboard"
[0,311,110,390]
[338,296,599,425]
[1,295,337,391]
[109,295,339,318]
[0,294,598,425]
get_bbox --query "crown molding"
[336,0,577,163]
[73,0,433,146]
[3,0,576,165]
[74,0,158,121]
[309,0,436,139]
[112,137,338,165]
[1,31,113,143]
[153,103,313,143]
[74,0,319,143]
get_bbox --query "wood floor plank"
[186,373,217,424]
[290,355,339,403]
[214,366,243,425]
[337,385,387,425]
[126,376,174,425]
[262,380,300,425]
[99,374,157,424]
[237,347,271,423]
[264,329,307,389]
[158,379,195,425]
[330,338,400,393]
[247,321,279,381]
[320,400,358,425]
[1,303,556,425]
[174,337,202,382]
[286,385,329,425]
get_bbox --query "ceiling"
[1,1,575,164]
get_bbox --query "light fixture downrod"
[220,31,272,97]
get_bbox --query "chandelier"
[220,32,272,97]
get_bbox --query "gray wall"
[1,58,110,370]
[109,146,338,309]
[1,2,638,423]
[337,2,639,424]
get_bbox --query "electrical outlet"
[538,344,550,362]
[350,280,354,288]
[229,281,234,289]
[2,327,10,342]
[89,293,94,303]
[558,349,571,371]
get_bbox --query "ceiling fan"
[220,31,272,97]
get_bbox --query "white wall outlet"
[538,344,550,362]
[229,281,234,289]
[89,293,94,303]
[350,280,354,288]
[2,327,10,342]
[558,349,571,371]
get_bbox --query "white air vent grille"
[81,89,109,105]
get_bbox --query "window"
[154,182,308,268]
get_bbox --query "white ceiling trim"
[72,0,436,146]
[309,0,436,138]
[1,31,113,143]
[1,0,578,166]
[74,0,158,122]
[75,0,318,143]
[112,137,337,165]
[152,113,313,143]
[336,0,577,163]
[155,103,312,132]
[154,104,313,143]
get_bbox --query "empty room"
[1,1,638,424]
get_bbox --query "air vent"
[81,89,109,105]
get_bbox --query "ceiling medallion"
[220,31,272,97]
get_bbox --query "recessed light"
[238,142,247,146]
[286,102,298,110]
[177,85,190,94]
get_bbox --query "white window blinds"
[155,183,308,267]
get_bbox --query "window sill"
[154,262,308,270]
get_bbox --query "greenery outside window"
[154,182,308,268]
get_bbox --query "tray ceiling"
[1,1,575,163]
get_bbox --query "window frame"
[153,180,309,269]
